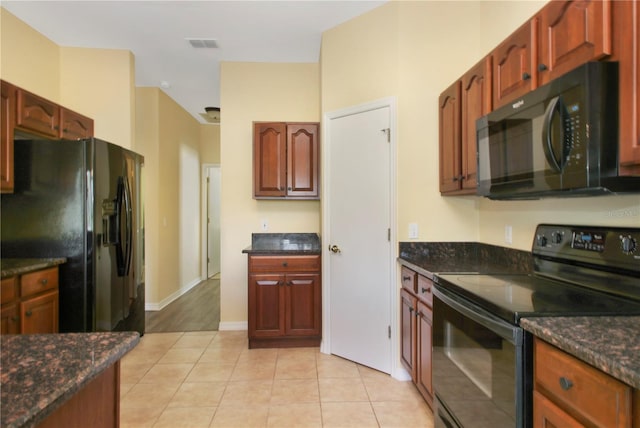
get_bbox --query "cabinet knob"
[559,377,573,390]
[522,72,531,81]
[288,187,292,191]
[40,278,48,286]
[25,310,33,317]
[538,63,548,72]
[415,311,421,317]
[11,316,19,322]
[282,262,288,267]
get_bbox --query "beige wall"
[0,8,60,101]
[135,87,203,308]
[219,62,320,327]
[200,125,221,164]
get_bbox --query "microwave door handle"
[542,96,565,172]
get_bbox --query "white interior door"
[207,166,221,277]
[326,104,392,373]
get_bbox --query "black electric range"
[434,224,640,325]
[432,224,640,428]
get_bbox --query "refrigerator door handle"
[123,175,133,276]
[116,176,126,277]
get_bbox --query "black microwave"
[477,61,638,200]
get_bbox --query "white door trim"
[321,97,407,380]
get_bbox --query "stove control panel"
[533,224,640,272]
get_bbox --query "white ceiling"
[2,0,387,123]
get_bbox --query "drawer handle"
[25,310,33,317]
[421,287,430,293]
[282,262,288,267]
[559,377,573,391]
[40,279,48,286]
[402,276,412,282]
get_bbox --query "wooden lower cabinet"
[534,338,633,428]
[247,255,321,348]
[1,266,60,334]
[400,266,433,408]
[38,362,120,428]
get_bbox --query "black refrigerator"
[1,138,145,335]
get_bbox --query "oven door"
[433,285,532,428]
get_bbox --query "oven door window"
[433,292,525,428]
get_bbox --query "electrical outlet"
[261,219,268,231]
[409,223,419,239]
[505,225,513,244]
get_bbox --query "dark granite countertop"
[398,241,533,278]
[1,332,139,428]
[242,233,321,255]
[521,316,640,389]
[1,258,67,279]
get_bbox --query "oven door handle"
[434,286,523,346]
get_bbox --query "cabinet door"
[16,88,60,138]
[60,107,94,140]
[1,304,20,334]
[493,20,536,108]
[416,300,433,404]
[284,273,320,336]
[537,0,611,85]
[20,290,59,334]
[248,274,285,337]
[439,81,462,193]
[534,390,585,428]
[254,122,287,197]
[287,123,319,198]
[400,289,417,380]
[1,80,15,193]
[460,57,492,192]
[613,0,640,173]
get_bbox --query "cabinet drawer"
[417,274,433,307]
[249,255,320,273]
[20,267,58,297]
[400,267,417,293]
[534,338,632,428]
[1,277,17,304]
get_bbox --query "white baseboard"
[145,277,202,311]
[218,321,247,331]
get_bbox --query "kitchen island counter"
[1,258,67,279]
[521,316,640,389]
[1,332,139,428]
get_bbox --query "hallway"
[145,278,220,332]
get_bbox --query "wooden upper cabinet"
[537,0,612,85]
[611,0,640,173]
[1,81,16,193]
[60,107,94,140]
[287,124,319,198]
[16,88,60,138]
[492,20,536,109]
[439,81,461,194]
[460,57,492,192]
[253,122,319,199]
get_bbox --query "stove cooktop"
[434,273,640,325]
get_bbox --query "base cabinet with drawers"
[248,254,321,348]
[533,338,637,428]
[399,265,433,407]
[1,266,59,334]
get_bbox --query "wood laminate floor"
[145,278,220,333]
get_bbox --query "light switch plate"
[261,219,268,231]
[505,225,513,244]
[409,223,419,239]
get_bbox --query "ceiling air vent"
[186,38,219,49]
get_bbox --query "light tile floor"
[120,331,434,427]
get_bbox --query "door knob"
[329,245,341,254]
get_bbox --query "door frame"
[321,97,406,380]
[201,163,221,280]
